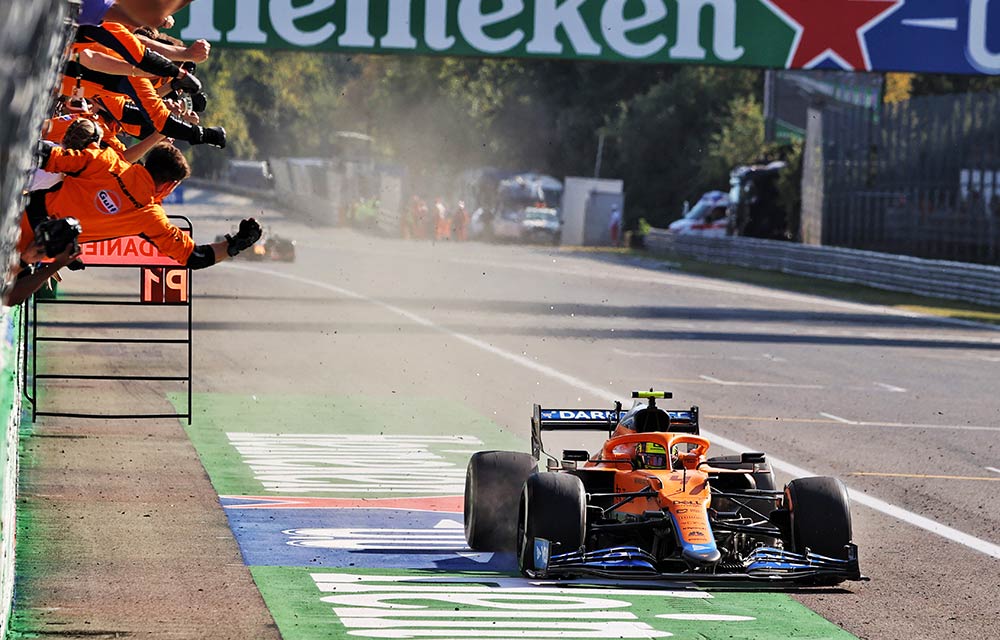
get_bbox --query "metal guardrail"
[645,230,1000,308]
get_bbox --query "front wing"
[528,540,866,585]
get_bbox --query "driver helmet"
[636,442,668,469]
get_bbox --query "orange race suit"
[42,113,129,157]
[21,146,197,266]
[62,26,215,145]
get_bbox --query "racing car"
[463,391,864,585]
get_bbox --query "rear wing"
[530,405,700,458]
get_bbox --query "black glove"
[170,68,202,94]
[190,91,208,113]
[67,258,86,271]
[190,125,226,148]
[37,140,57,168]
[226,218,262,256]
[181,61,197,75]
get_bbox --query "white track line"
[226,263,1000,560]
[819,412,859,425]
[698,374,824,389]
[987,467,1000,475]
[874,382,908,393]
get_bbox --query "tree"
[606,67,761,228]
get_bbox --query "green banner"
[170,1,1000,75]
[173,0,793,66]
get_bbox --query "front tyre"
[464,451,537,552]
[785,476,853,559]
[517,472,586,575]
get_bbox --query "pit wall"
[0,1,75,636]
[0,306,22,637]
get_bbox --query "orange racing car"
[463,391,865,585]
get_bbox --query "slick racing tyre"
[785,476,853,560]
[464,451,537,552]
[517,472,586,575]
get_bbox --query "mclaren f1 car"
[463,390,864,585]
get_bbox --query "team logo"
[95,189,121,214]
[541,410,620,421]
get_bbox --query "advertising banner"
[173,0,1000,75]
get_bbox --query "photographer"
[3,218,82,307]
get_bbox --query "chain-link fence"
[0,0,76,294]
[805,91,1000,265]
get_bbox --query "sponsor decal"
[220,504,505,570]
[173,0,1000,75]
[309,571,711,639]
[95,189,121,214]
[79,235,186,267]
[541,409,619,421]
[224,433,480,494]
[284,520,468,552]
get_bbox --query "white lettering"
[307,572,712,639]
[336,619,672,637]
[382,0,418,49]
[228,0,267,44]
[457,0,525,54]
[341,0,376,47]
[526,0,600,56]
[969,0,1000,73]
[180,0,222,41]
[335,608,635,620]
[425,0,456,51]
[270,0,337,47]
[670,0,744,61]
[226,433,478,493]
[323,591,637,610]
[285,522,468,551]
[601,0,668,59]
[310,571,711,598]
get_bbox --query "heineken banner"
[173,0,1000,75]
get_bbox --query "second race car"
[463,390,865,585]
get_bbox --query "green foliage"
[705,94,766,184]
[605,67,760,227]
[191,49,360,174]
[195,51,801,228]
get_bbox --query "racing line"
[224,262,1000,561]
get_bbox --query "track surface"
[14,189,1000,638]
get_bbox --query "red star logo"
[764,0,903,70]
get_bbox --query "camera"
[190,91,207,113]
[34,217,82,258]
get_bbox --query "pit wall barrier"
[265,157,404,234]
[0,1,76,636]
[645,230,1000,308]
[0,307,22,637]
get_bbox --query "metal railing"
[645,230,1000,308]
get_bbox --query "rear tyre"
[517,472,586,575]
[464,451,537,551]
[785,476,853,559]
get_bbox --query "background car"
[667,190,730,237]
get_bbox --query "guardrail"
[644,230,1000,308]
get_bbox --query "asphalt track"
[13,189,1000,639]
